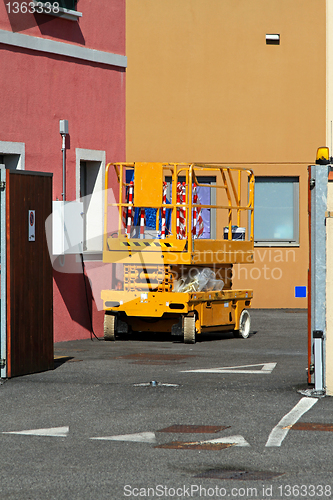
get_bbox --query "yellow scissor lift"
[101,162,254,343]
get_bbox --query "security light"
[59,119,69,135]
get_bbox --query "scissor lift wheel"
[104,313,116,341]
[184,315,196,344]
[234,309,251,339]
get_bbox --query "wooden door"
[7,170,53,377]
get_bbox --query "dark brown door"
[7,170,53,377]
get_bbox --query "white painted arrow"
[181,362,277,374]
[2,426,69,437]
[90,432,157,443]
[202,435,250,447]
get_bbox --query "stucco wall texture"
[126,0,327,308]
[0,0,126,341]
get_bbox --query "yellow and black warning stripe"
[120,241,173,248]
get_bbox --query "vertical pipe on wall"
[59,119,68,202]
[62,134,66,201]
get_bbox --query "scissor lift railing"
[102,162,254,343]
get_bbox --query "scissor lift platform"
[101,162,254,343]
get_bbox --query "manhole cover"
[195,469,284,480]
[155,441,233,450]
[291,422,333,432]
[133,382,180,387]
[157,425,230,433]
[117,353,195,365]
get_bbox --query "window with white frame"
[0,141,25,170]
[253,177,299,245]
[76,149,105,257]
[41,0,75,7]
[34,0,82,21]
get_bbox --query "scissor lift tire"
[184,315,196,344]
[233,309,251,339]
[104,313,116,341]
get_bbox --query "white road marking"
[90,432,157,443]
[181,362,277,374]
[2,426,69,437]
[265,397,318,447]
[202,435,250,447]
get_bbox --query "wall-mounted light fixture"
[266,34,280,45]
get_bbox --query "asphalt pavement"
[0,309,332,500]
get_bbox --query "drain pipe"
[59,120,68,201]
[59,120,68,267]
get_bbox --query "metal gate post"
[0,168,6,379]
[310,164,328,394]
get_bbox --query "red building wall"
[0,0,126,341]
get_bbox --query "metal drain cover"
[291,422,333,432]
[117,353,195,365]
[133,382,180,387]
[157,425,230,433]
[155,441,233,450]
[195,469,284,480]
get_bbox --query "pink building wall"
[0,1,126,341]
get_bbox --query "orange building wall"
[232,163,309,308]
[126,0,326,308]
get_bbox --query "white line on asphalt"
[265,397,318,447]
[2,426,69,437]
[202,435,250,447]
[181,362,277,374]
[90,432,157,443]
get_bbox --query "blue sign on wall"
[295,286,307,298]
